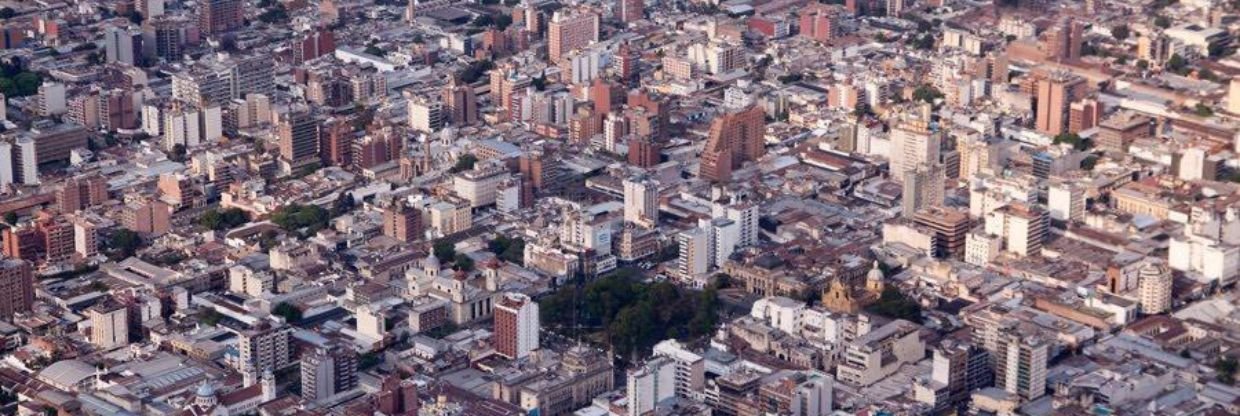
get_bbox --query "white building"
[965,231,1002,267]
[790,372,834,416]
[651,339,705,400]
[1137,261,1172,314]
[750,296,806,334]
[89,304,129,349]
[407,95,444,133]
[677,228,711,278]
[1168,225,1240,285]
[0,142,12,187]
[837,320,923,386]
[623,176,659,227]
[1047,181,1084,223]
[984,203,1048,257]
[627,357,676,416]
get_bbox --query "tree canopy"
[540,268,720,360]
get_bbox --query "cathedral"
[821,261,886,314]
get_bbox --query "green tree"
[270,204,330,237]
[1194,103,1215,117]
[0,7,15,19]
[1081,155,1099,171]
[912,85,943,104]
[472,14,494,27]
[198,309,223,326]
[107,228,142,260]
[364,45,386,57]
[1154,15,1171,29]
[449,153,478,173]
[1166,54,1189,75]
[198,208,250,230]
[1111,24,1130,41]
[453,253,475,271]
[1215,357,1238,385]
[433,240,456,261]
[273,302,303,323]
[865,287,923,324]
[169,143,187,162]
[1053,133,1090,151]
[1137,59,1150,70]
[3,212,16,225]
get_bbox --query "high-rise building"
[121,199,172,235]
[57,175,109,213]
[651,339,705,399]
[799,4,840,43]
[493,293,539,359]
[375,375,420,416]
[627,136,661,168]
[626,357,676,416]
[901,163,945,218]
[407,94,443,133]
[677,228,711,277]
[1046,181,1084,223]
[1068,99,1101,134]
[618,0,643,23]
[914,340,992,413]
[171,54,275,107]
[1041,18,1083,61]
[38,82,67,116]
[700,105,766,182]
[198,0,244,35]
[984,203,1048,258]
[889,106,941,184]
[90,303,130,349]
[1137,261,1172,314]
[441,77,477,126]
[383,202,423,243]
[548,9,599,63]
[0,259,34,320]
[238,323,293,376]
[994,330,1048,401]
[103,26,143,65]
[300,343,359,402]
[1034,72,1086,136]
[623,177,658,228]
[0,142,11,187]
[912,207,971,259]
[277,108,320,171]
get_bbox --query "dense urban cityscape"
[0,0,1237,415]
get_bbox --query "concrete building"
[837,320,924,386]
[300,343,359,402]
[1137,261,1172,314]
[1034,72,1086,137]
[383,202,423,243]
[492,293,539,360]
[238,323,292,376]
[984,203,1048,258]
[0,259,34,320]
[888,106,941,185]
[994,330,1048,401]
[700,105,766,182]
[548,9,599,63]
[627,357,676,416]
[652,339,705,400]
[407,94,443,133]
[902,163,945,218]
[89,303,129,349]
[623,176,659,228]
[1047,181,1084,223]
